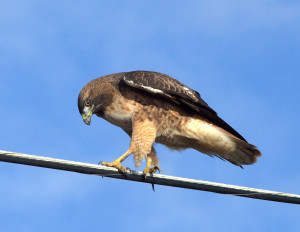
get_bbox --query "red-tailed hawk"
[78,71,261,175]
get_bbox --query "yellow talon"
[143,156,162,175]
[100,150,132,173]
[143,167,158,175]
[101,161,128,173]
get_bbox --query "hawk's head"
[78,80,101,125]
[78,77,114,125]
[78,90,94,126]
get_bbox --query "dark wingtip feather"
[229,138,262,166]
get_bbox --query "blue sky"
[1,1,300,231]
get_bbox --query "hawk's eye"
[85,100,91,107]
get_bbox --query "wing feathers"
[121,71,246,141]
[227,136,262,166]
[122,71,216,114]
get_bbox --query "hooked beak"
[82,114,91,125]
[81,105,94,125]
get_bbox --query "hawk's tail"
[224,136,262,167]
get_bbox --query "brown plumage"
[78,71,261,174]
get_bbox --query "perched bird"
[78,71,261,175]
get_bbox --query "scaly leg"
[143,148,162,175]
[101,149,132,173]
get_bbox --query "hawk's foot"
[101,161,128,173]
[143,166,162,176]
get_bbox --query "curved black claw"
[153,166,162,173]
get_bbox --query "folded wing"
[121,71,246,142]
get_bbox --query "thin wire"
[0,149,299,205]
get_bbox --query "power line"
[0,149,299,205]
